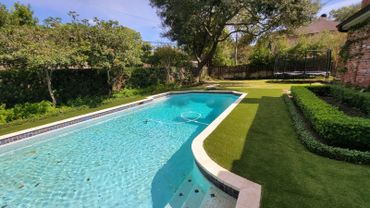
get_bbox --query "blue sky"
[1,0,363,43]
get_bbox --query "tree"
[141,42,154,64]
[150,46,189,82]
[10,2,37,26]
[0,26,76,106]
[330,4,361,22]
[150,0,318,81]
[212,39,234,66]
[87,18,143,93]
[0,3,9,27]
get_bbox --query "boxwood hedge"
[291,86,370,151]
[307,85,370,116]
[284,94,370,164]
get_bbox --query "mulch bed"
[319,95,368,118]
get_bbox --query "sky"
[1,0,363,44]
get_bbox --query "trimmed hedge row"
[284,94,370,164]
[291,86,370,151]
[308,85,370,116]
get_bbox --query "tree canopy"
[150,0,319,80]
[0,3,145,106]
[329,3,361,22]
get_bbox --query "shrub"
[329,85,370,116]
[4,101,57,122]
[284,94,370,164]
[112,88,140,98]
[0,104,11,124]
[306,85,330,96]
[307,85,370,116]
[128,67,167,88]
[291,86,370,151]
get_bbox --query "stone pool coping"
[0,90,262,208]
[191,92,262,208]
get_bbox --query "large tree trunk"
[165,65,173,83]
[45,69,57,107]
[106,69,113,96]
[194,41,219,82]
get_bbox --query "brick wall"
[341,23,370,88]
[362,0,370,7]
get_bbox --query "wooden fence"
[209,64,274,80]
[209,49,333,79]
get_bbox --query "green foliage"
[149,46,190,68]
[150,0,318,77]
[10,2,38,26]
[330,3,361,22]
[248,40,274,67]
[277,32,345,60]
[141,42,153,64]
[87,18,143,70]
[309,85,370,116]
[128,67,167,88]
[212,40,234,66]
[284,94,370,164]
[0,104,9,124]
[0,3,9,27]
[0,2,37,27]
[112,88,141,98]
[0,101,57,124]
[291,86,370,151]
[0,69,109,107]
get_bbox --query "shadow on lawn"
[230,95,290,182]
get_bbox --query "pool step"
[165,166,237,208]
[165,174,207,208]
[181,185,206,208]
[199,186,237,208]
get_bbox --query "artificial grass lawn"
[204,80,370,208]
[0,96,144,136]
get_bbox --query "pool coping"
[191,92,262,208]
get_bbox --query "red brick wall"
[341,23,370,88]
[363,0,370,7]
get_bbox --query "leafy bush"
[291,86,370,151]
[0,104,10,124]
[306,85,330,96]
[112,88,140,98]
[284,94,370,164]
[307,85,370,116]
[11,101,56,120]
[0,101,58,124]
[329,85,370,116]
[128,67,167,88]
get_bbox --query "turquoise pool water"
[0,93,238,207]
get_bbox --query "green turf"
[0,96,144,136]
[204,80,370,208]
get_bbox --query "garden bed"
[291,86,370,151]
[319,95,367,118]
[308,85,370,117]
[284,94,370,164]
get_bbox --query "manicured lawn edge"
[284,94,370,164]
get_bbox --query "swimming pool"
[0,92,239,207]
